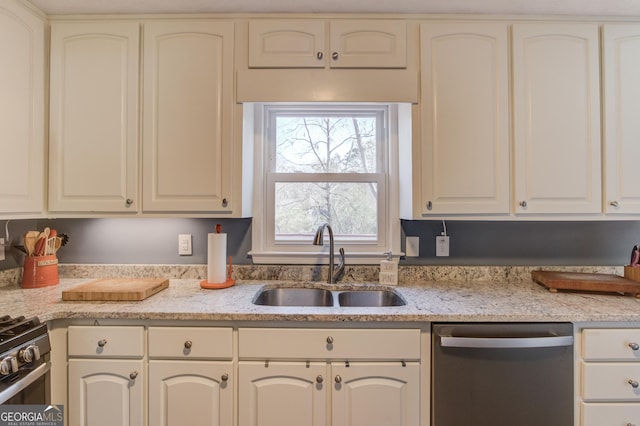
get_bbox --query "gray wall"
[1,218,639,270]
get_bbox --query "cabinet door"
[142,21,234,212]
[330,20,406,68]
[238,361,328,426]
[49,22,139,212]
[603,24,640,214]
[0,0,45,214]
[325,20,407,68]
[331,362,420,426]
[68,359,144,426]
[512,23,601,214]
[149,360,233,426]
[419,22,509,215]
[248,20,325,68]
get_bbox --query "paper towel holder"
[200,256,236,289]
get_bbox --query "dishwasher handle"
[440,335,574,349]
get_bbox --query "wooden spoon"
[23,231,39,256]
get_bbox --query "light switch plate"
[178,234,192,256]
[406,236,419,257]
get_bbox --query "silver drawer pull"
[97,339,107,347]
[221,373,229,382]
[629,342,640,351]
[129,371,138,380]
[184,340,192,349]
[316,375,324,384]
[326,336,334,344]
[335,375,342,384]
[628,379,639,388]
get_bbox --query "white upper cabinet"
[142,21,236,213]
[418,22,510,216]
[0,0,45,214]
[49,22,140,212]
[248,19,407,68]
[602,24,640,214]
[512,23,602,215]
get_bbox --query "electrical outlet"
[406,236,419,257]
[178,234,192,256]
[0,238,4,261]
[436,235,450,257]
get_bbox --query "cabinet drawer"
[582,362,640,401]
[583,329,640,360]
[148,327,232,359]
[239,328,420,360]
[68,326,144,358]
[581,402,640,426]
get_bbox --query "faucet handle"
[332,248,346,282]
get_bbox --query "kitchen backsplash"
[0,263,624,287]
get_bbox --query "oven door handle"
[440,335,574,349]
[0,361,51,404]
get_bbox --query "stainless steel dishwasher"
[432,323,574,426]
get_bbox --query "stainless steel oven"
[432,322,574,426]
[0,316,51,405]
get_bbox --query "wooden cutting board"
[532,270,640,297]
[62,278,169,301]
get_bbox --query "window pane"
[274,182,378,241]
[274,114,379,173]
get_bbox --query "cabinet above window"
[248,19,407,69]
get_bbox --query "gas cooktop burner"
[0,316,51,405]
[0,317,48,354]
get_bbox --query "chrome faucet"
[312,222,345,283]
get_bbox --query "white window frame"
[248,102,406,265]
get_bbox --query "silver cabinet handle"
[332,52,339,60]
[316,51,323,60]
[326,336,334,344]
[129,371,138,380]
[629,342,640,351]
[629,379,639,388]
[222,198,228,207]
[426,201,433,210]
[221,373,229,382]
[316,375,324,383]
[97,339,107,347]
[126,198,133,206]
[610,201,620,207]
[334,375,342,384]
[519,201,527,208]
[184,340,192,349]
[440,335,574,349]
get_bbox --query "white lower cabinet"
[67,326,145,426]
[68,359,145,426]
[579,328,640,425]
[148,327,233,426]
[238,328,421,426]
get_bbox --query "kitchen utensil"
[23,231,39,256]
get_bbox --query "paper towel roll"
[207,233,227,283]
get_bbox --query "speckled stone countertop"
[1,264,639,323]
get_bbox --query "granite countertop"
[3,270,640,323]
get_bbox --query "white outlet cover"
[436,235,450,257]
[406,236,419,257]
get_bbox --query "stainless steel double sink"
[252,286,406,307]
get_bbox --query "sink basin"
[253,288,334,307]
[337,290,406,307]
